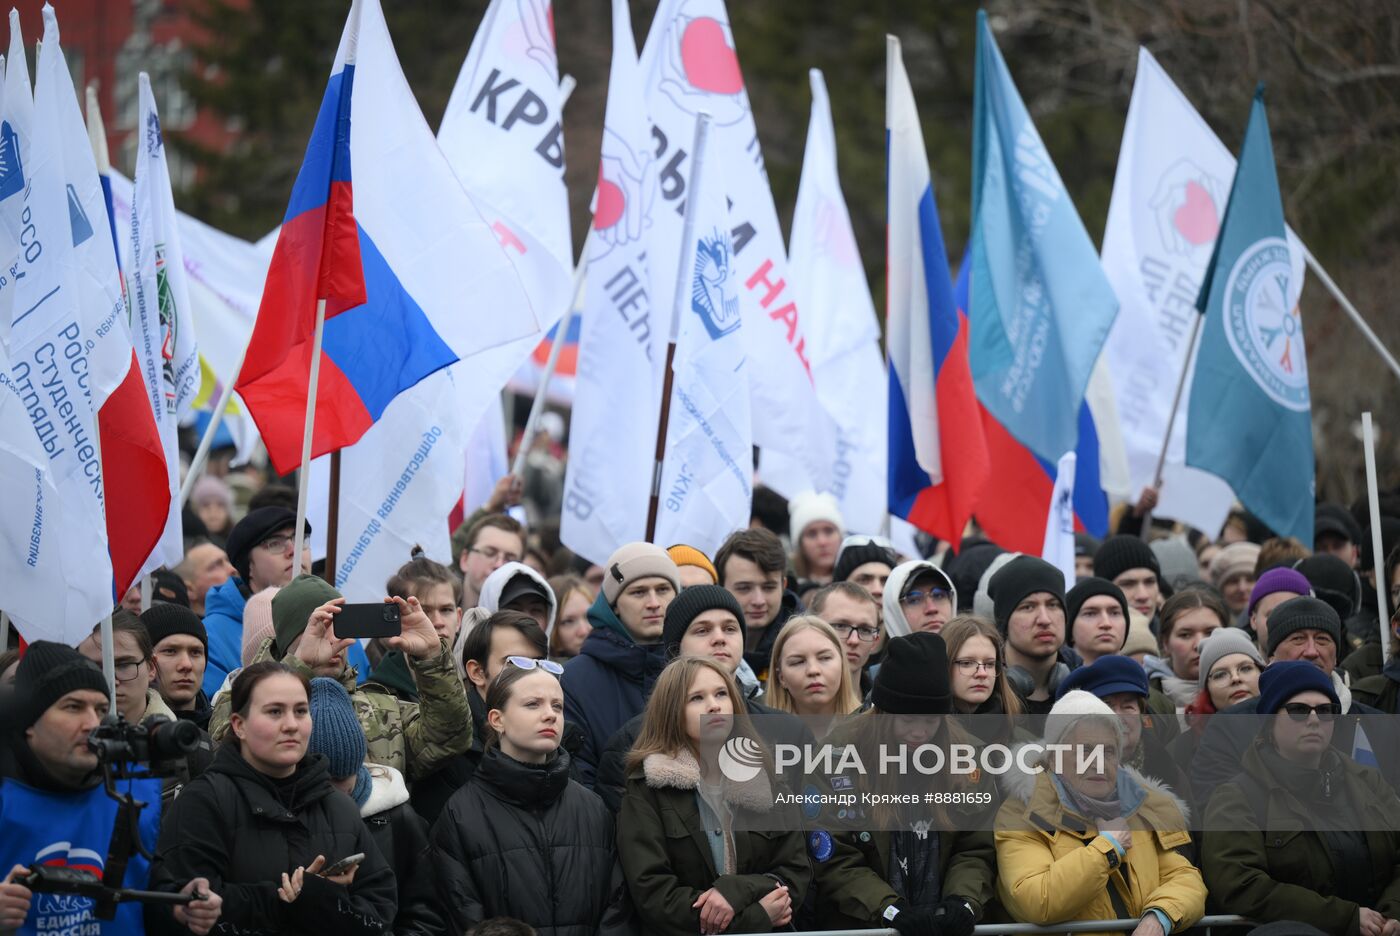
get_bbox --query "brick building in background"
[20,0,237,185]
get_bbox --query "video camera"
[18,714,203,919]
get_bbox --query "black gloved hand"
[929,897,976,936]
[888,902,938,936]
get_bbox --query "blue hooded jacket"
[201,578,248,697]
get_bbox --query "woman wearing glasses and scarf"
[1203,660,1400,936]
[430,656,617,935]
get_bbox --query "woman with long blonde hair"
[618,657,810,935]
[764,616,862,736]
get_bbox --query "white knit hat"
[1042,689,1123,752]
[788,491,844,542]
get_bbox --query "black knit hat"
[1293,554,1360,621]
[150,568,190,607]
[225,507,310,582]
[871,632,950,715]
[833,543,897,584]
[662,585,746,658]
[1265,596,1343,659]
[1093,535,1160,584]
[141,602,208,650]
[989,555,1066,631]
[1314,503,1362,547]
[1065,578,1129,648]
[14,641,109,729]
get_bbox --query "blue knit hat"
[1056,654,1149,701]
[307,677,371,807]
[1257,660,1340,716]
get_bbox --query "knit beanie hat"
[1293,554,1361,621]
[1065,578,1129,647]
[832,539,897,584]
[1257,659,1339,716]
[1151,537,1202,590]
[1264,596,1343,659]
[225,506,307,582]
[788,491,844,542]
[306,677,371,807]
[1122,610,1157,658]
[1074,532,1101,560]
[1093,535,1160,584]
[871,632,951,715]
[14,641,109,729]
[667,545,718,585]
[272,574,342,659]
[150,568,191,607]
[241,587,280,667]
[1195,628,1266,693]
[601,542,680,605]
[989,555,1065,632]
[141,603,207,650]
[1247,567,1312,616]
[1042,690,1122,751]
[662,585,746,658]
[1210,542,1261,588]
[1314,503,1362,548]
[1056,655,1149,702]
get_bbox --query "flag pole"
[1363,412,1391,659]
[179,339,249,508]
[510,254,587,477]
[1303,250,1400,383]
[1137,311,1205,538]
[645,112,711,542]
[324,450,342,585]
[292,299,328,575]
[0,611,10,650]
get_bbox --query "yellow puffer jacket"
[994,764,1205,935]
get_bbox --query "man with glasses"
[808,582,881,698]
[882,559,957,638]
[454,513,526,610]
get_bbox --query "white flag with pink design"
[1100,48,1305,536]
[640,0,836,498]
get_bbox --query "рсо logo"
[718,735,764,782]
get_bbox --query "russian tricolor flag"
[885,37,989,546]
[237,3,456,475]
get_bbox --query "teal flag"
[967,9,1119,461]
[1187,88,1313,542]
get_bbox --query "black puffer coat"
[430,745,615,935]
[149,743,397,935]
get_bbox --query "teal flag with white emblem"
[1187,88,1313,542]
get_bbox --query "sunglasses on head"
[1280,702,1341,722]
[505,655,564,676]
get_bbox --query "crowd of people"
[3,472,1400,936]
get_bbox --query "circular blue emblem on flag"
[807,830,834,863]
[1222,236,1309,412]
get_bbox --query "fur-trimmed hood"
[998,741,1191,827]
[360,763,410,819]
[641,747,774,813]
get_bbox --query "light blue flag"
[968,9,1119,461]
[1187,88,1313,543]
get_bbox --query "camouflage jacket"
[208,636,472,781]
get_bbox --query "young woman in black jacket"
[150,662,397,935]
[430,657,615,935]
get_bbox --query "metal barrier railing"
[794,916,1251,935]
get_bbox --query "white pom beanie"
[1042,689,1123,751]
[788,491,844,542]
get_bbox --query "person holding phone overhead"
[207,574,472,782]
[150,662,397,935]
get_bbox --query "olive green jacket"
[1202,741,1400,936]
[209,636,471,781]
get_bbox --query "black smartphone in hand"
[333,603,401,640]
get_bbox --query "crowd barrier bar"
[793,915,1250,935]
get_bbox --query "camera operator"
[0,642,223,935]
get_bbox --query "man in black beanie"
[991,555,1069,715]
[0,642,225,934]
[1093,534,1163,620]
[833,537,898,605]
[593,584,807,813]
[1065,578,1129,667]
[142,604,213,730]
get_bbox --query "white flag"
[127,73,198,568]
[0,11,34,352]
[308,370,465,602]
[766,68,885,533]
[640,0,835,497]
[653,114,753,556]
[463,395,509,515]
[560,0,664,564]
[1041,452,1077,591]
[1101,49,1305,536]
[438,0,574,456]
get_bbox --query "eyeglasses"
[259,535,294,554]
[471,546,522,564]
[1206,661,1260,685]
[900,588,950,608]
[952,659,998,675]
[830,622,880,642]
[505,655,564,676]
[113,660,147,682]
[1279,702,1341,722]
